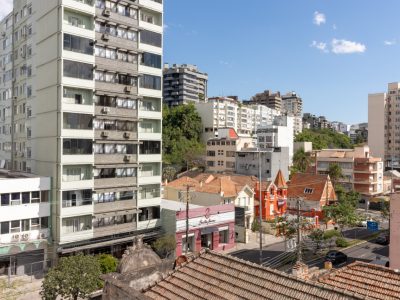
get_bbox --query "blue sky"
[164,0,400,124]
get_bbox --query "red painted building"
[254,170,288,220]
[161,200,235,256]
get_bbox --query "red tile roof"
[319,261,400,300]
[144,250,364,300]
[288,173,336,202]
[274,169,287,189]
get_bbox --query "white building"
[281,91,303,135]
[368,82,399,168]
[195,96,281,142]
[0,170,50,275]
[256,115,294,165]
[0,0,163,257]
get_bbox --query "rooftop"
[319,261,400,300]
[288,173,336,202]
[143,250,364,300]
[161,199,202,211]
[0,169,42,179]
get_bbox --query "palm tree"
[292,148,311,173]
[328,163,343,187]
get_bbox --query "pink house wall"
[390,193,400,269]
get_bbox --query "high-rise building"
[281,91,303,134]
[244,90,282,111]
[368,82,400,168]
[163,63,208,106]
[0,0,163,257]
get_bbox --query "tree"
[308,229,324,251]
[162,166,177,182]
[292,148,311,173]
[381,201,390,220]
[328,163,343,187]
[162,104,205,168]
[97,254,118,274]
[295,128,353,150]
[41,254,101,300]
[152,235,176,258]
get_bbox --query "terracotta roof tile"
[288,173,336,202]
[319,261,400,300]
[274,169,287,189]
[144,250,364,300]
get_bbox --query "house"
[287,173,336,223]
[164,174,258,242]
[161,200,235,256]
[254,170,288,221]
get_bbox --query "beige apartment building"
[0,0,163,257]
[206,128,253,173]
[368,82,400,169]
[314,146,385,200]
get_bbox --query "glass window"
[1,194,10,206]
[140,74,161,90]
[31,218,40,230]
[140,30,162,47]
[63,139,93,155]
[63,112,93,130]
[10,220,20,233]
[63,60,93,80]
[141,53,161,68]
[11,193,20,205]
[64,34,94,55]
[22,219,30,231]
[41,217,49,229]
[1,222,9,234]
[22,192,30,204]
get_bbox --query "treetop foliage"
[295,129,353,150]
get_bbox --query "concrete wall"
[368,93,385,160]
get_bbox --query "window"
[304,188,314,194]
[63,139,93,155]
[1,222,10,234]
[140,141,160,154]
[11,193,21,205]
[22,219,30,232]
[219,229,229,244]
[141,52,161,68]
[31,218,40,230]
[63,60,93,80]
[218,161,224,166]
[33,191,41,203]
[10,220,20,233]
[22,192,30,204]
[63,113,93,130]
[139,206,160,221]
[140,185,160,199]
[218,150,224,155]
[207,151,216,157]
[41,217,49,229]
[140,74,161,90]
[1,194,10,206]
[140,30,162,47]
[207,161,214,167]
[62,216,92,234]
[64,34,94,55]
[62,190,92,207]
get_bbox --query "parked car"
[325,250,348,265]
[376,234,390,245]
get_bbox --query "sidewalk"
[224,231,285,255]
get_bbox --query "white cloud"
[313,11,326,26]
[384,39,396,46]
[331,39,366,54]
[332,24,337,30]
[310,41,329,53]
[0,0,12,19]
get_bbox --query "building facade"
[314,146,384,201]
[281,91,303,135]
[390,193,400,269]
[235,147,290,181]
[302,113,332,130]
[0,171,50,275]
[0,0,163,257]
[244,90,282,111]
[161,200,235,256]
[163,63,208,106]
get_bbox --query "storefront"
[161,200,235,256]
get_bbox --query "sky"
[164,0,400,124]
[0,1,398,124]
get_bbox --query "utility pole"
[259,150,263,265]
[296,197,302,262]
[182,183,194,255]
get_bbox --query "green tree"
[97,254,118,274]
[162,166,177,182]
[152,235,176,258]
[308,229,324,251]
[162,104,205,168]
[328,163,343,187]
[41,254,101,300]
[295,129,353,150]
[292,148,311,173]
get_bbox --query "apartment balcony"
[95,57,138,75]
[138,109,162,119]
[95,106,138,120]
[353,166,378,173]
[94,154,138,165]
[63,24,95,40]
[138,154,162,163]
[138,175,161,185]
[62,154,94,164]
[94,176,137,189]
[61,179,94,190]
[61,202,94,217]
[93,222,137,239]
[95,81,138,95]
[353,178,378,185]
[64,0,95,15]
[60,229,94,244]
[62,129,94,139]
[0,229,50,245]
[139,0,163,12]
[95,130,138,141]
[94,199,137,214]
[95,32,138,52]
[138,132,161,140]
[95,8,139,28]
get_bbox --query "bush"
[335,237,349,247]
[152,235,176,258]
[251,219,260,232]
[97,254,118,274]
[323,229,341,240]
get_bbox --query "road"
[230,227,389,272]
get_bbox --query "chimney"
[292,261,309,280]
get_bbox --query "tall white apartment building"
[195,96,281,142]
[0,0,163,257]
[368,82,399,168]
[281,91,303,135]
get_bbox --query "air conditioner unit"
[101,33,109,41]
[123,132,130,138]
[21,233,29,241]
[12,234,20,241]
[102,107,110,114]
[102,9,111,17]
[101,131,109,137]
[40,232,47,239]
[124,155,131,162]
[124,86,132,93]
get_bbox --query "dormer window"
[304,188,314,194]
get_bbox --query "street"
[230,227,389,272]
